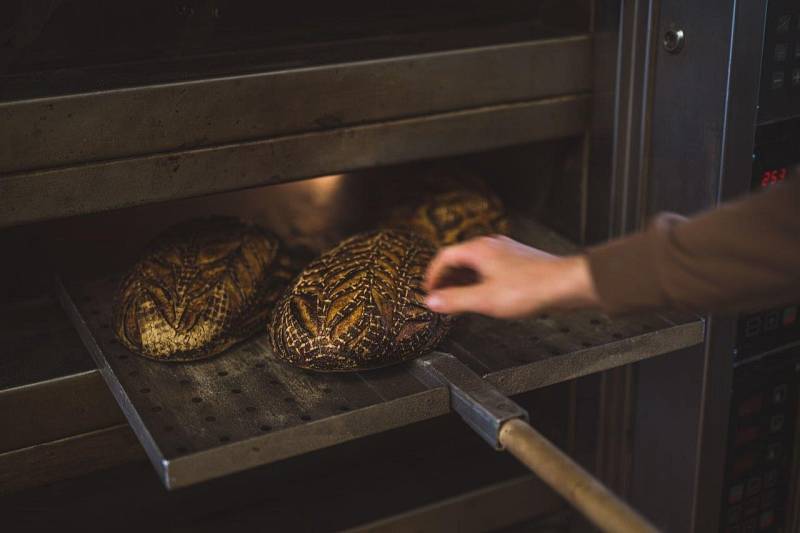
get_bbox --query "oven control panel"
[735,118,800,361]
[720,349,800,532]
[737,305,800,361]
[758,0,800,124]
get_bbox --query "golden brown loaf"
[270,229,453,371]
[113,217,293,361]
[385,189,509,247]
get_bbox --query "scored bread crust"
[384,189,509,247]
[113,217,293,362]
[270,229,453,371]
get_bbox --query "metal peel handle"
[499,418,659,533]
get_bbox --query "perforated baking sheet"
[58,217,704,489]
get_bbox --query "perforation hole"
[642,324,652,331]
[549,349,561,356]
[339,405,350,412]
[140,387,151,394]
[231,388,242,394]
[191,397,202,403]
[260,425,272,432]
[284,397,294,403]
[179,379,190,386]
[219,435,230,443]
[217,371,228,377]
[151,406,163,413]
[321,387,331,393]
[300,414,311,421]
[612,333,623,340]
[245,406,256,413]
[269,380,279,385]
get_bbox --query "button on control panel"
[720,351,800,533]
[773,70,785,89]
[775,42,788,63]
[758,3,800,122]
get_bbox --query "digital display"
[760,167,788,188]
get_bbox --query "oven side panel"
[629,1,766,532]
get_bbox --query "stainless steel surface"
[0,294,125,453]
[412,352,528,449]
[0,424,142,495]
[0,407,556,531]
[59,274,448,489]
[0,4,584,98]
[628,1,766,531]
[479,313,703,397]
[57,214,704,489]
[585,0,659,245]
[346,476,565,533]
[0,294,94,390]
[1,94,590,228]
[0,370,123,454]
[0,35,590,175]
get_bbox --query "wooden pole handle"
[499,418,659,533]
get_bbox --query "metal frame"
[0,36,592,227]
[0,1,771,525]
[621,1,767,532]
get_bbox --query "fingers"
[424,239,489,292]
[493,234,555,258]
[425,285,491,315]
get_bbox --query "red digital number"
[760,167,788,188]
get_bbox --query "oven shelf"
[57,217,704,489]
[0,32,590,228]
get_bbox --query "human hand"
[423,235,600,319]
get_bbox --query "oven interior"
[0,139,696,527]
[0,1,704,530]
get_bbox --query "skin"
[424,235,600,319]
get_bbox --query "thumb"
[425,285,490,315]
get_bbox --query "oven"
[0,1,778,532]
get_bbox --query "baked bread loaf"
[113,217,293,361]
[270,229,452,371]
[385,188,508,247]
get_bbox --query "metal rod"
[499,418,658,533]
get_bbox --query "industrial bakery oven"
[0,1,726,531]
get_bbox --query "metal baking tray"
[58,218,704,489]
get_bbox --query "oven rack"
[57,216,704,489]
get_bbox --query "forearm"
[587,179,800,316]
